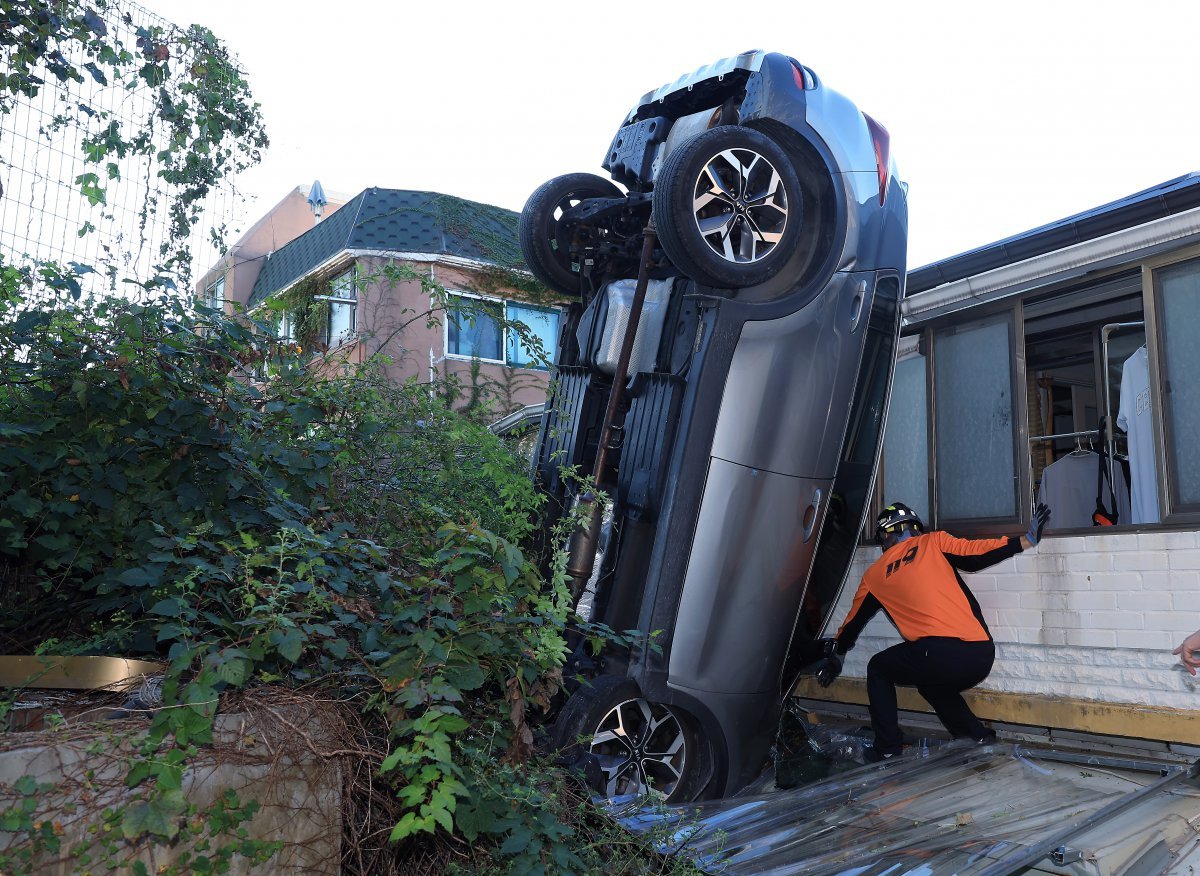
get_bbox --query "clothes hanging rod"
[1028,428,1100,443]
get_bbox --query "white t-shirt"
[1116,346,1160,524]
[1038,450,1132,528]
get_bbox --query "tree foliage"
[0,0,268,281]
[0,273,622,872]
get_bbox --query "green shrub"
[0,274,610,872]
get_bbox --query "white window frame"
[443,290,507,364]
[443,290,560,368]
[321,266,358,348]
[278,310,295,343]
[504,300,559,371]
[203,274,225,309]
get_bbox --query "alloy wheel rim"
[588,697,687,799]
[691,147,788,264]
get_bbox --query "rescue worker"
[813,501,1051,761]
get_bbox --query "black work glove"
[1025,502,1051,546]
[814,637,843,688]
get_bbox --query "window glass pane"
[883,352,929,523]
[447,297,503,361]
[204,275,224,308]
[331,269,356,300]
[506,303,559,368]
[329,301,355,345]
[934,318,1017,520]
[1158,260,1200,506]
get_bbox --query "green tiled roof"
[248,189,525,307]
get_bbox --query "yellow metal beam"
[791,676,1200,745]
[0,656,163,690]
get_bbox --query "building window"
[203,275,225,309]
[932,314,1020,524]
[505,302,559,369]
[278,310,294,343]
[325,267,357,347]
[1155,257,1200,513]
[445,293,559,368]
[882,347,929,523]
[446,295,504,361]
[891,269,1158,534]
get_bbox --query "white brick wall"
[826,531,1200,710]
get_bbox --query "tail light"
[788,58,813,90]
[863,113,890,205]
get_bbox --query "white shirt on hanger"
[1038,450,1132,529]
[1116,345,1160,524]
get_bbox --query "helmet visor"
[876,520,921,545]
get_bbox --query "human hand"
[816,653,843,688]
[1173,629,1200,676]
[814,638,843,687]
[1024,503,1051,547]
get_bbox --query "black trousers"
[867,637,995,754]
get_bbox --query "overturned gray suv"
[520,50,909,802]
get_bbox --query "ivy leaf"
[13,775,38,796]
[121,800,178,839]
[82,62,108,86]
[4,490,43,518]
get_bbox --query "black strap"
[1095,443,1118,524]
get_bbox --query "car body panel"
[668,459,827,694]
[710,271,879,479]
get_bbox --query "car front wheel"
[552,675,702,802]
[652,125,803,289]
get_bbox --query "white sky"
[144,0,1200,270]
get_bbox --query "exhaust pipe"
[566,221,658,606]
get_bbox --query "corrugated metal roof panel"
[610,740,1199,875]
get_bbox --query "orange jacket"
[835,531,1022,651]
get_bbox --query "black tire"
[552,675,702,802]
[519,173,623,297]
[652,126,804,289]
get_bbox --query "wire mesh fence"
[0,0,249,303]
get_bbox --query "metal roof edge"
[907,172,1200,293]
[901,204,1200,326]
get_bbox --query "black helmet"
[875,502,924,545]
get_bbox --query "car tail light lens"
[863,113,890,205]
[788,58,813,90]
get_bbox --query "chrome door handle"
[803,488,822,542]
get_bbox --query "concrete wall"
[0,709,341,874]
[828,532,1200,713]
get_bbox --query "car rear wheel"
[519,172,623,297]
[653,126,803,288]
[552,675,699,802]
